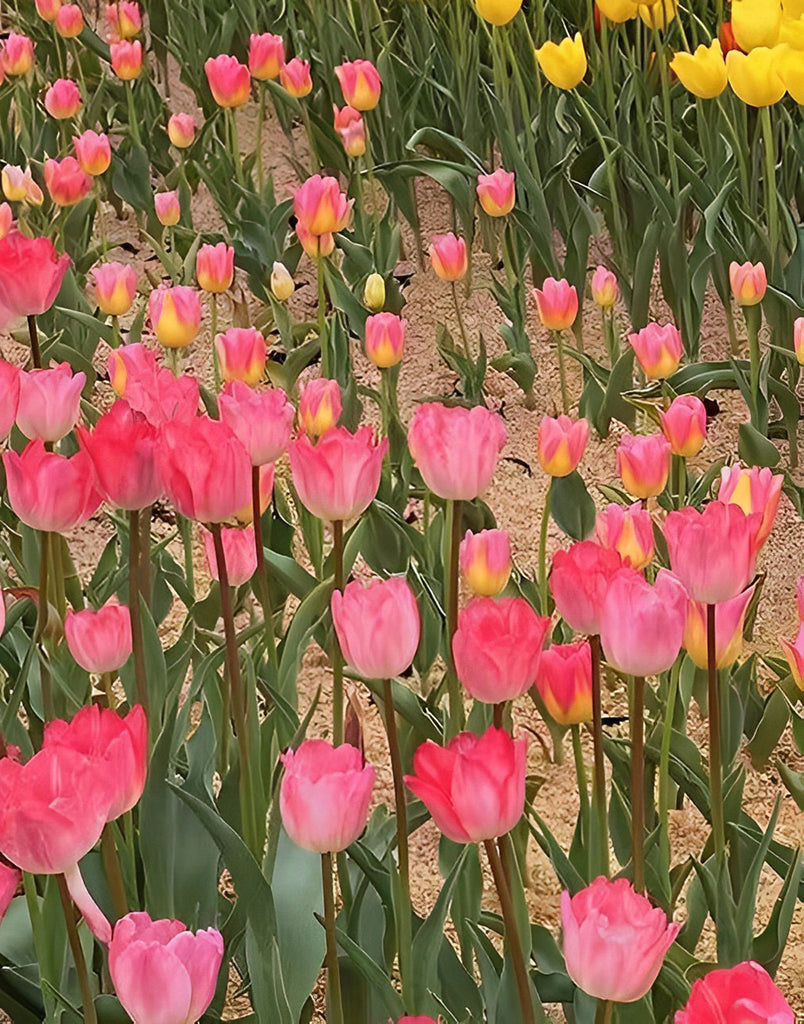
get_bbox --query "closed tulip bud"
[281,740,375,852]
[551,541,623,639]
[201,525,257,586]
[0,232,70,320]
[536,641,593,725]
[597,0,640,21]
[779,43,804,103]
[44,157,92,207]
[729,260,767,305]
[628,322,683,378]
[670,40,729,98]
[294,174,353,237]
[2,34,35,76]
[591,265,618,308]
[365,312,406,368]
[110,39,143,80]
[78,400,162,509]
[601,567,686,676]
[104,1,141,39]
[453,597,549,703]
[726,48,786,105]
[269,261,294,301]
[44,78,82,119]
[639,0,677,29]
[204,54,250,107]
[298,378,342,438]
[460,528,512,596]
[249,33,284,80]
[596,501,654,570]
[332,577,421,679]
[219,381,294,466]
[16,362,84,443]
[335,59,382,111]
[4,442,101,532]
[718,464,782,552]
[475,0,522,25]
[109,913,224,1024]
[0,204,11,241]
[289,425,386,521]
[363,272,385,311]
[732,0,782,49]
[154,189,180,226]
[535,33,588,89]
[196,242,234,293]
[683,586,755,670]
[63,603,133,674]
[617,433,671,498]
[280,56,312,97]
[295,222,335,258]
[332,104,366,158]
[148,286,201,348]
[36,0,61,21]
[795,317,804,365]
[408,402,507,500]
[476,167,516,217]
[215,327,267,385]
[538,414,589,477]
[659,394,707,457]
[55,4,84,37]
[405,728,527,843]
[534,277,579,330]
[676,960,794,1024]
[0,361,20,440]
[429,233,468,282]
[91,261,137,316]
[562,878,680,1003]
[167,112,196,148]
[74,129,111,176]
[781,623,804,689]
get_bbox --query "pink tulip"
[333,105,366,158]
[63,602,133,674]
[659,394,707,457]
[718,464,782,553]
[108,342,158,396]
[536,641,592,725]
[109,912,224,1024]
[110,39,143,80]
[298,378,342,438]
[590,265,618,308]
[729,261,767,307]
[235,463,274,526]
[55,5,84,37]
[405,727,526,844]
[562,877,680,1002]
[551,540,623,635]
[249,33,284,80]
[0,360,20,439]
[781,623,804,691]
[167,112,196,148]
[665,500,758,604]
[1,166,43,206]
[476,168,516,217]
[294,174,353,238]
[160,417,251,523]
[44,156,92,207]
[460,528,512,596]
[795,317,804,366]
[78,400,163,509]
[628,322,683,379]
[684,585,755,670]
[408,402,506,500]
[35,0,61,22]
[595,501,654,570]
[2,34,35,76]
[108,346,200,427]
[335,59,382,110]
[428,233,468,282]
[332,577,421,679]
[201,525,257,586]
[219,381,294,466]
[4,442,101,532]
[0,203,12,240]
[533,277,578,331]
[289,425,386,521]
[537,414,589,477]
[0,863,19,921]
[675,960,793,1024]
[196,242,234,293]
[280,740,375,852]
[452,597,548,703]
[74,129,111,176]
[104,0,140,39]
[214,327,267,386]
[295,223,334,259]
[204,54,250,107]
[616,433,671,498]
[600,568,686,676]
[280,56,312,97]
[16,362,85,442]
[796,575,804,622]
[154,189,180,226]
[148,285,202,349]
[364,312,406,368]
[44,78,81,119]
[91,261,137,316]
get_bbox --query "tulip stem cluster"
[100,823,129,919]
[630,675,646,894]
[332,519,345,746]
[760,107,778,270]
[56,872,98,1024]
[251,465,278,667]
[706,604,726,863]
[320,850,345,1024]
[36,530,54,720]
[127,509,150,717]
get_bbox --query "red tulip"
[0,360,21,440]
[627,322,682,379]
[428,233,468,282]
[595,501,654,570]
[684,585,755,670]
[74,129,112,176]
[718,464,782,553]
[218,381,294,466]
[459,528,512,596]
[196,242,234,294]
[616,433,671,498]
[332,577,421,679]
[533,277,578,331]
[16,362,84,442]
[675,960,792,1023]
[44,156,92,207]
[537,414,589,477]
[333,105,366,158]
[279,57,312,97]
[298,378,341,438]
[4,442,101,532]
[78,401,162,509]
[91,261,137,316]
[44,78,81,119]
[600,568,686,676]
[289,425,386,522]
[214,327,267,386]
[249,33,284,80]
[293,175,353,237]
[0,232,70,325]
[550,540,623,635]
[109,39,143,80]
[536,640,593,725]
[335,59,382,110]
[659,394,707,457]
[201,525,257,586]
[476,168,515,217]
[405,727,526,844]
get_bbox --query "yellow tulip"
[783,0,804,17]
[596,0,640,23]
[777,44,804,101]
[726,48,787,105]
[475,0,522,26]
[731,0,782,49]
[779,14,804,46]
[639,0,677,30]
[535,33,587,90]
[669,41,728,99]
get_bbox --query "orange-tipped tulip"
[628,322,682,378]
[74,130,111,176]
[533,277,579,331]
[659,394,707,457]
[335,59,382,111]
[729,260,767,306]
[148,286,202,349]
[595,501,654,570]
[476,168,516,217]
[204,54,250,108]
[110,40,143,80]
[616,433,671,498]
[44,157,92,207]
[460,528,512,596]
[364,312,406,368]
[429,233,468,282]
[280,57,312,97]
[196,242,234,294]
[537,414,589,477]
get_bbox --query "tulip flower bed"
[1,0,804,1022]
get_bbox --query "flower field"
[0,0,803,1022]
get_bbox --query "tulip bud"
[665,501,758,604]
[591,265,618,308]
[64,602,133,674]
[616,433,671,498]
[596,501,654,570]
[74,130,112,176]
[55,4,84,37]
[215,327,267,385]
[44,78,82,119]
[154,190,180,226]
[110,39,143,80]
[333,104,366,158]
[429,233,468,282]
[295,223,335,259]
[364,312,406,368]
[196,242,234,294]
[476,168,516,217]
[475,0,522,25]
[294,174,353,238]
[91,262,137,317]
[718,464,782,552]
[44,157,92,207]
[16,362,85,443]
[148,286,202,349]
[248,33,284,81]
[332,577,421,680]
[335,59,382,111]
[718,21,742,55]
[204,54,250,108]
[363,272,385,311]
[659,394,707,457]
[639,0,677,29]
[536,641,593,725]
[551,540,623,636]
[460,528,512,596]
[535,33,588,90]
[270,261,295,301]
[533,277,579,331]
[298,378,342,438]
[36,0,61,22]
[628,322,682,378]
[2,34,35,76]
[729,260,767,306]
[167,112,196,148]
[537,414,589,477]
[280,57,312,98]
[795,317,804,366]
[781,624,804,690]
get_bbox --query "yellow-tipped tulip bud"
[726,48,786,106]
[363,272,385,311]
[639,0,677,30]
[778,44,804,101]
[669,41,728,99]
[597,0,640,22]
[270,261,295,302]
[475,0,522,26]
[732,0,782,49]
[535,33,587,90]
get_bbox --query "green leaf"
[550,472,596,541]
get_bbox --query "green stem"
[538,479,552,614]
[652,26,679,198]
[27,314,42,368]
[745,305,761,416]
[210,293,220,396]
[317,258,329,378]
[554,330,569,413]
[252,465,278,668]
[599,19,617,130]
[332,520,345,746]
[446,499,464,738]
[450,281,471,360]
[227,108,244,187]
[256,83,265,192]
[590,635,609,876]
[139,505,152,610]
[321,852,345,1024]
[383,679,412,1007]
[125,82,141,147]
[760,106,778,270]
[571,724,590,855]
[37,531,53,720]
[57,874,98,1024]
[659,660,680,866]
[128,510,149,716]
[574,92,626,262]
[100,823,128,919]
[630,676,646,893]
[707,603,726,862]
[595,1000,614,1024]
[484,839,534,1024]
[179,515,195,601]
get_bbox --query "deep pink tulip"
[215,327,267,386]
[201,525,257,586]
[718,464,782,553]
[4,442,101,532]
[219,381,294,466]
[0,232,70,325]
[797,575,804,622]
[665,500,758,604]
[109,912,224,1024]
[684,585,755,670]
[595,501,654,570]
[160,417,252,523]
[550,540,623,635]
[78,401,162,509]
[675,960,792,1024]
[452,597,548,703]
[148,285,202,349]
[16,361,84,442]
[298,378,342,438]
[533,277,578,331]
[91,261,137,316]
[293,174,353,237]
[459,528,512,596]
[3,34,35,76]
[405,727,526,844]
[537,414,589,477]
[628,322,682,379]
[729,261,767,307]
[562,877,680,1002]
[335,59,382,110]
[196,242,234,293]
[289,425,386,522]
[616,433,671,498]
[154,189,180,226]
[0,863,19,921]
[407,402,506,500]
[0,203,12,240]
[600,568,686,676]
[280,56,312,97]
[332,577,421,679]
[167,112,196,148]
[109,39,142,79]
[536,640,592,725]
[0,361,20,439]
[428,233,468,282]
[476,167,515,217]
[44,156,92,207]
[44,78,81,119]
[249,33,284,80]
[333,105,366,158]
[659,394,707,457]
[204,54,250,107]
[55,5,84,37]
[590,265,618,308]
[74,129,112,176]
[280,740,375,852]
[364,312,406,368]
[104,0,140,39]
[63,602,133,674]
